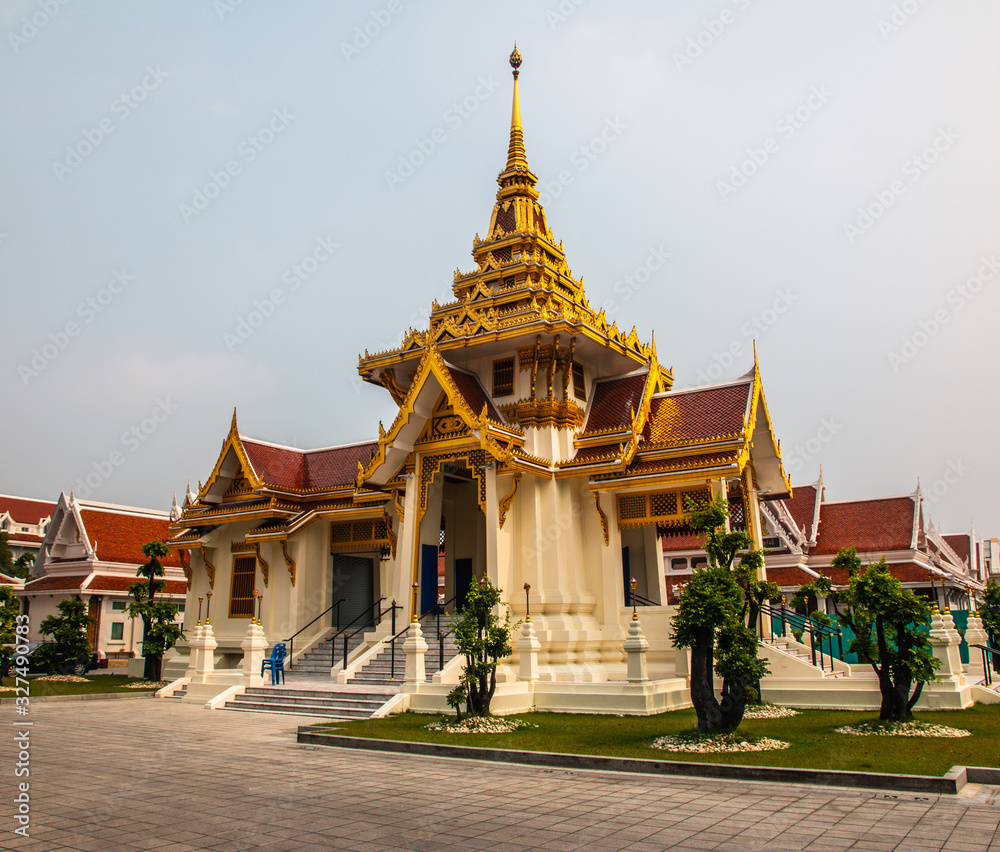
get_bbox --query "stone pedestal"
[186,622,218,684]
[624,616,649,683]
[518,620,540,682]
[964,612,989,681]
[929,606,963,682]
[403,621,428,686]
[241,620,268,685]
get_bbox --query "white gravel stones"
[650,732,790,753]
[425,716,536,734]
[33,674,89,682]
[835,720,971,738]
[741,705,800,719]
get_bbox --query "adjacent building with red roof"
[663,471,985,609]
[0,493,56,563]
[18,492,187,661]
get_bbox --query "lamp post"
[630,576,638,621]
[940,577,948,612]
[411,581,419,623]
[205,590,212,625]
[523,582,531,623]
[196,596,203,626]
[256,592,263,625]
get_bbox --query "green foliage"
[830,548,939,721]
[0,532,18,578]
[12,552,34,580]
[980,579,1000,641]
[450,576,516,720]
[0,585,19,672]
[670,495,771,732]
[127,540,183,682]
[37,598,94,674]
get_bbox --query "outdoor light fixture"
[630,576,638,621]
[411,581,419,622]
[205,590,212,625]
[196,596,203,626]
[523,582,531,622]
[256,592,263,624]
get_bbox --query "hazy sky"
[2,2,998,539]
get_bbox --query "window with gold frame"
[492,357,515,397]
[229,555,256,617]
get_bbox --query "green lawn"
[318,705,1000,777]
[1,675,162,696]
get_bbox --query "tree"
[670,496,772,733]
[828,548,939,721]
[976,578,1000,672]
[37,598,95,675]
[0,534,34,580]
[127,540,184,682]
[0,585,19,675]
[446,577,515,721]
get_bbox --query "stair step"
[223,705,359,719]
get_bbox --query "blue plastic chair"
[261,642,287,685]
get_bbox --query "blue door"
[421,544,439,615]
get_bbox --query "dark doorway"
[333,554,374,630]
[455,558,473,611]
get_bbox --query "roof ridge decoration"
[189,409,263,508]
[357,47,664,387]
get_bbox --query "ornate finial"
[503,44,530,174]
[510,42,522,77]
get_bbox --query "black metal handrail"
[285,598,345,668]
[969,643,1000,687]
[630,591,659,607]
[759,600,843,673]
[386,596,459,681]
[328,597,390,669]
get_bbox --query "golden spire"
[505,43,529,172]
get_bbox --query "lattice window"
[670,558,688,571]
[229,555,256,618]
[650,492,678,517]
[330,518,392,552]
[619,494,647,521]
[493,357,515,397]
[572,362,585,401]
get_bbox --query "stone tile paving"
[2,700,1000,850]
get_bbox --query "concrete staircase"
[762,636,846,678]
[222,685,397,719]
[166,684,188,699]
[349,620,461,685]
[290,630,367,677]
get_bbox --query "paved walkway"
[3,700,1000,851]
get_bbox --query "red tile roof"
[447,367,502,422]
[242,440,378,491]
[0,495,56,525]
[644,381,751,445]
[661,531,707,551]
[23,574,89,592]
[0,572,23,585]
[812,497,916,556]
[87,574,187,595]
[624,451,738,477]
[583,373,648,433]
[943,534,971,566]
[80,509,182,567]
[781,485,819,540]
[763,566,821,588]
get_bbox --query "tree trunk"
[690,631,724,733]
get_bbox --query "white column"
[624,614,649,683]
[186,621,218,684]
[240,620,268,685]
[403,620,428,687]
[518,619,540,682]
